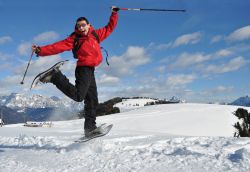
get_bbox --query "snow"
[1,103,250,172]
[114,98,157,112]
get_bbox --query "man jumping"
[32,7,119,137]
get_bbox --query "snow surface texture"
[1,103,250,172]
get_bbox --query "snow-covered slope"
[0,103,250,172]
[114,98,157,112]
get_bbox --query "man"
[32,7,119,136]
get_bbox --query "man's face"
[76,20,90,35]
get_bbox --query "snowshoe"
[30,60,68,89]
[75,124,113,143]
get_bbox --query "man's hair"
[76,17,89,24]
[75,17,89,30]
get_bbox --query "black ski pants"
[51,66,98,130]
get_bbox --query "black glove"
[112,7,120,12]
[32,45,41,54]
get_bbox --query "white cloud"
[155,66,166,73]
[99,73,197,101]
[203,56,247,74]
[0,36,12,45]
[227,25,250,42]
[97,74,120,86]
[210,35,223,43]
[0,74,22,87]
[33,31,60,43]
[59,60,76,76]
[148,42,172,50]
[201,86,234,96]
[0,52,13,71]
[16,55,62,79]
[228,44,250,53]
[22,55,63,76]
[0,52,12,61]
[173,32,202,47]
[17,42,32,56]
[166,74,196,87]
[147,32,202,51]
[17,31,60,56]
[214,86,233,92]
[107,46,150,77]
[211,25,250,43]
[170,52,211,69]
[214,49,232,58]
[0,63,12,71]
[95,46,153,99]
[168,47,238,72]
[0,55,63,93]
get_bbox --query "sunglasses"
[77,23,87,28]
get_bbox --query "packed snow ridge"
[1,103,250,172]
[114,97,184,112]
[114,98,157,112]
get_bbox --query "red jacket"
[38,12,118,67]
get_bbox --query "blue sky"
[0,0,250,103]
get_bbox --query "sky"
[0,0,250,103]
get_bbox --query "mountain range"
[0,93,84,111]
[0,93,84,124]
[229,95,250,107]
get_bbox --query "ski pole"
[20,51,34,85]
[114,7,186,12]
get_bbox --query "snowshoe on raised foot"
[30,60,68,89]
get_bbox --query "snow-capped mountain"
[230,95,250,107]
[0,93,84,111]
[0,93,84,124]
[169,96,185,103]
